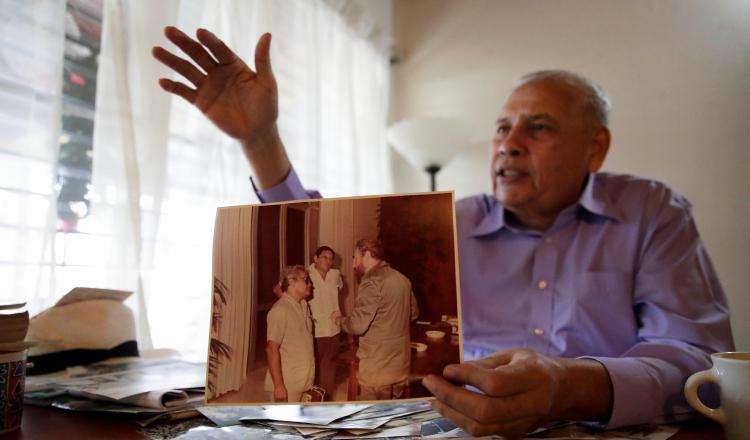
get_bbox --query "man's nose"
[501,143,522,157]
[495,127,525,158]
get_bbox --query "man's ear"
[588,126,611,172]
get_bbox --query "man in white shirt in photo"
[307,245,343,400]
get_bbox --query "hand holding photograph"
[207,192,462,405]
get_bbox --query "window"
[57,0,102,233]
[2,0,392,362]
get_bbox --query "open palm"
[152,27,277,143]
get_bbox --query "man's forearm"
[241,124,290,189]
[266,344,285,387]
[555,358,613,423]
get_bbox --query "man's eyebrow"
[526,113,557,122]
[495,113,558,125]
[496,116,511,125]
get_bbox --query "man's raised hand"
[152,26,291,188]
[152,26,278,145]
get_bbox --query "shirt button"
[533,327,545,336]
[545,237,554,244]
[538,279,548,289]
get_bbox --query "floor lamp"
[387,117,472,191]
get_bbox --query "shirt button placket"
[531,234,556,354]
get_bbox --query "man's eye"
[530,123,548,131]
[496,125,510,134]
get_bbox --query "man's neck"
[285,291,303,303]
[506,210,557,231]
[315,266,329,279]
[505,175,590,231]
[363,259,382,275]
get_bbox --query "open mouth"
[498,169,522,178]
[495,167,527,179]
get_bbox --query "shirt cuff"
[582,356,692,429]
[249,168,320,203]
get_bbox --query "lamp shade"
[387,117,473,171]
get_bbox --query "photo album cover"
[207,192,462,405]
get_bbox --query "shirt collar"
[468,196,507,237]
[282,292,303,306]
[362,260,388,279]
[578,172,624,222]
[468,173,622,238]
[308,263,321,281]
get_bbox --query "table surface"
[6,405,146,439]
[409,322,461,398]
[2,404,724,440]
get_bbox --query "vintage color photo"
[207,192,462,405]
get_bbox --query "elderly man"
[153,28,734,436]
[332,239,419,400]
[265,265,315,403]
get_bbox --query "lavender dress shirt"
[253,169,734,428]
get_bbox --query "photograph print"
[207,192,462,404]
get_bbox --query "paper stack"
[194,401,474,439]
[24,357,206,426]
[0,303,32,353]
[184,403,680,440]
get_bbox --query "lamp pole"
[425,164,441,192]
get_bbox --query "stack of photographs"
[196,401,471,439]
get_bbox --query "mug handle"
[684,369,725,425]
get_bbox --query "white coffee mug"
[684,352,750,440]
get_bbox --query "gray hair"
[280,265,308,292]
[511,70,612,127]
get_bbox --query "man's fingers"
[423,374,514,422]
[196,28,238,65]
[152,46,205,87]
[471,349,517,369]
[443,363,508,396]
[430,399,504,437]
[254,33,274,79]
[164,26,217,72]
[430,398,536,439]
[158,78,197,103]
[442,361,534,397]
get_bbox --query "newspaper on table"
[198,400,683,440]
[25,357,205,410]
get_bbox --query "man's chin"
[494,191,529,208]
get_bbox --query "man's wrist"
[556,358,613,423]
[240,124,291,189]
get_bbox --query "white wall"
[390,0,750,349]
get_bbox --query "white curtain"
[2,0,391,361]
[208,206,256,398]
[0,1,65,311]
[318,200,356,314]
